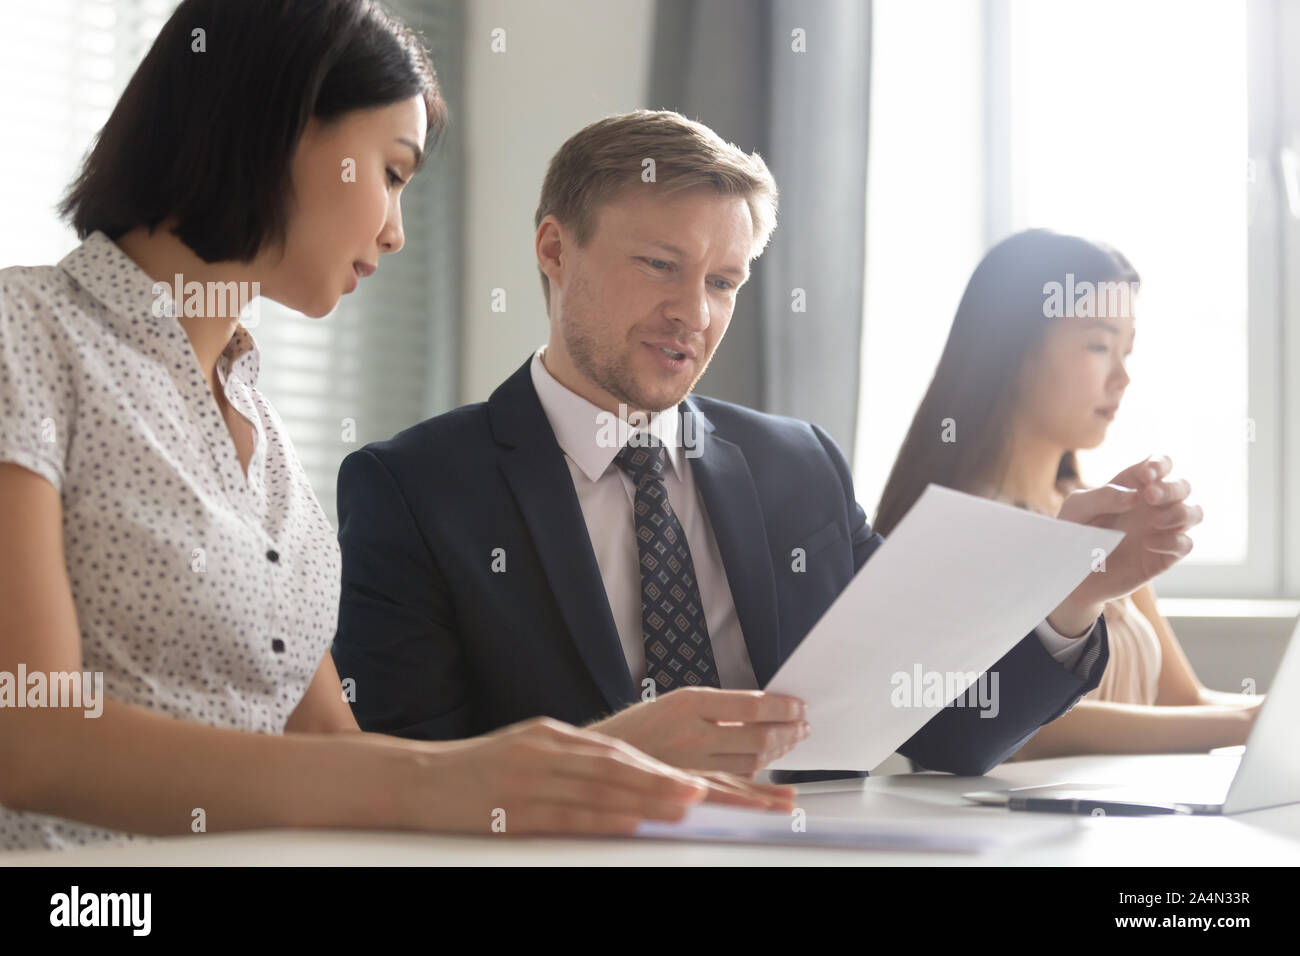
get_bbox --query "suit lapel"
[489,361,637,712]
[683,400,783,687]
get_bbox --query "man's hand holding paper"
[765,455,1201,772]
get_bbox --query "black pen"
[1009,796,1192,816]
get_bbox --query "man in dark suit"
[332,110,1202,778]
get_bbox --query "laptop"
[963,615,1300,815]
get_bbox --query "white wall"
[462,0,655,403]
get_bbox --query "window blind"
[0,0,464,529]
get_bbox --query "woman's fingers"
[483,719,795,837]
[1148,501,1203,531]
[512,716,702,792]
[1143,530,1194,557]
[525,773,700,823]
[694,771,797,809]
[477,732,710,834]
[1059,483,1138,525]
[452,722,801,835]
[1142,476,1191,505]
[543,741,709,802]
[538,733,797,812]
[519,774,798,834]
[1110,454,1171,489]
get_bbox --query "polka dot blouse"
[0,231,342,852]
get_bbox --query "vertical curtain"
[0,0,464,529]
[649,0,872,461]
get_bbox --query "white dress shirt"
[530,349,759,688]
[528,348,1096,692]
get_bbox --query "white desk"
[6,753,1300,865]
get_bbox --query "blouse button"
[266,549,279,562]
[271,638,286,653]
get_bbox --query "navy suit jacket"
[331,357,1109,775]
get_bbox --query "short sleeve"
[0,277,76,492]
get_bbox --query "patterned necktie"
[614,440,721,693]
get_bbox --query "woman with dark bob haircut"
[0,0,792,852]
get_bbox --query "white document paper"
[636,804,1077,853]
[767,484,1125,770]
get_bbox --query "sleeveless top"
[1085,593,1163,705]
[980,480,1164,707]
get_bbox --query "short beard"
[559,285,708,414]
[565,333,660,412]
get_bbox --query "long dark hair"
[872,229,1140,536]
[60,0,446,263]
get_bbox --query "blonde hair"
[533,109,779,311]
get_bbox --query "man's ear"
[535,216,566,289]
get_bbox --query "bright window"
[857,0,1278,596]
